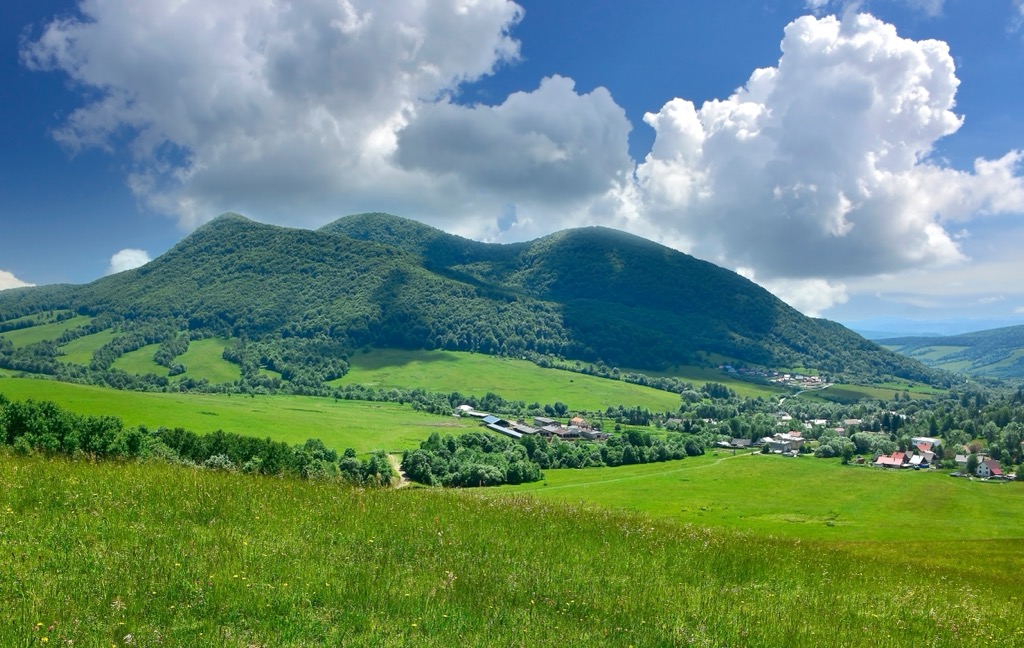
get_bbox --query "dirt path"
[388,454,411,488]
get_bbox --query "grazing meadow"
[0,315,92,348]
[0,376,474,453]
[334,348,780,411]
[495,451,1021,542]
[57,328,118,364]
[2,454,1021,647]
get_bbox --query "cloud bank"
[21,3,1024,316]
[0,270,34,291]
[637,12,1024,312]
[108,249,152,274]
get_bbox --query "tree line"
[0,393,395,486]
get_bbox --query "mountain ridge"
[0,212,941,386]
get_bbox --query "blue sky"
[3,0,1024,332]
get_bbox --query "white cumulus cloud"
[0,270,34,291]
[637,12,1024,314]
[19,0,636,238]
[737,268,849,317]
[108,249,152,274]
[20,5,1024,318]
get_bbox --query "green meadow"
[796,382,940,404]
[112,343,169,376]
[495,451,1021,542]
[2,454,1021,647]
[176,338,241,383]
[0,315,92,348]
[337,348,717,411]
[57,328,118,364]
[622,362,788,399]
[0,376,474,453]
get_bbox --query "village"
[718,364,831,391]
[457,404,1016,482]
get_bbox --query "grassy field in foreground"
[337,349,697,412]
[0,377,474,453]
[495,451,1023,543]
[2,455,1020,646]
[0,315,92,348]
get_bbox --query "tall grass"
[2,454,1020,646]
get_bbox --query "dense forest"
[0,213,941,392]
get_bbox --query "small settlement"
[873,437,941,470]
[457,403,1014,480]
[457,405,609,442]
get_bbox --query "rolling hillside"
[0,212,939,390]
[881,325,1024,378]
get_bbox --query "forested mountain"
[881,325,1024,379]
[1,212,938,387]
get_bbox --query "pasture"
[1,455,1020,646]
[337,348,696,412]
[112,343,169,376]
[496,451,1021,543]
[0,315,92,348]
[797,382,940,404]
[0,376,474,453]
[57,328,117,364]
[176,338,241,383]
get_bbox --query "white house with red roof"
[976,459,1003,478]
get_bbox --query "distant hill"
[880,325,1024,379]
[0,212,939,387]
[844,316,1024,339]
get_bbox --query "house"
[914,444,936,463]
[775,432,804,449]
[874,452,907,468]
[766,438,792,453]
[977,459,1003,479]
[534,416,558,428]
[455,404,475,414]
[955,454,969,469]
[570,416,591,430]
[908,454,930,469]
[911,436,943,449]
[731,438,752,448]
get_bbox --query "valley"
[2,213,1023,645]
